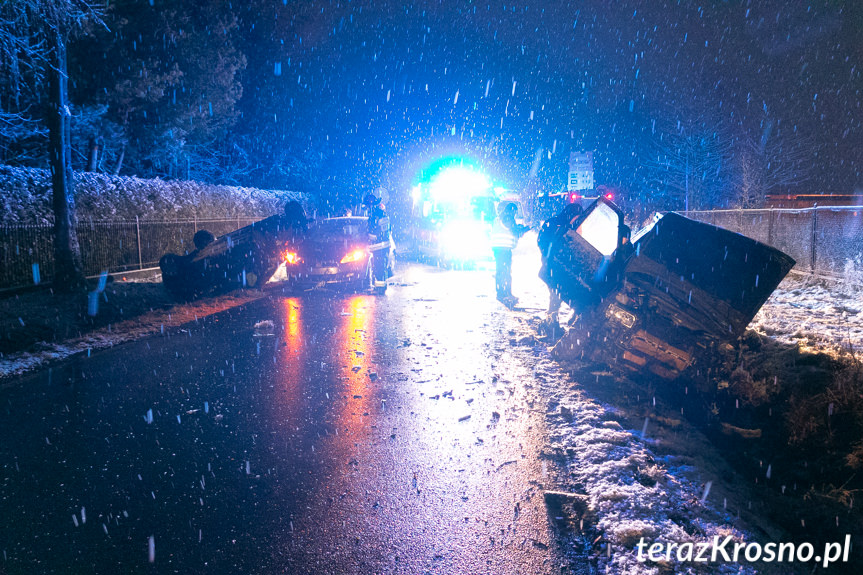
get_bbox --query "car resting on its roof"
[158,201,308,299]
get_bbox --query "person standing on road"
[363,193,393,289]
[537,202,583,329]
[608,223,634,284]
[491,201,529,307]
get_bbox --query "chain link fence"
[682,206,863,283]
[0,217,259,290]
[5,208,861,290]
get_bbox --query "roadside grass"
[615,332,863,572]
[531,271,863,573]
[0,276,269,379]
[718,337,863,536]
[0,278,174,355]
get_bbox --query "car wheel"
[193,229,215,250]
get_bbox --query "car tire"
[193,229,215,250]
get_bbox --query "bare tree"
[0,2,46,162]
[731,117,812,208]
[45,19,84,289]
[642,116,736,211]
[1,0,102,290]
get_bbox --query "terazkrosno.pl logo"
[635,535,852,568]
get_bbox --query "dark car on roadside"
[544,197,795,380]
[159,212,297,300]
[280,216,394,293]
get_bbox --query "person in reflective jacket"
[491,201,529,306]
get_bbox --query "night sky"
[225,0,861,202]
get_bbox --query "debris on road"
[253,320,275,336]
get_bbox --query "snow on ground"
[750,272,863,356]
[507,243,763,573]
[535,360,761,575]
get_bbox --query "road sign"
[568,152,594,192]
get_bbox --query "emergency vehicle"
[408,159,522,267]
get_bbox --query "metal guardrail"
[682,206,863,282]
[0,217,260,290]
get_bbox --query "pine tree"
[70,0,245,181]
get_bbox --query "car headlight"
[283,250,301,264]
[605,303,636,329]
[340,249,367,264]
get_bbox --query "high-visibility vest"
[491,217,517,249]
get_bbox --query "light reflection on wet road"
[0,261,561,574]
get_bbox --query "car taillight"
[340,249,367,264]
[283,250,301,264]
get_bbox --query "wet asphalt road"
[0,261,561,574]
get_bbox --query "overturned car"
[159,203,307,299]
[544,198,795,380]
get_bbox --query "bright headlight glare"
[576,202,619,256]
[340,249,367,264]
[428,166,491,206]
[439,220,490,261]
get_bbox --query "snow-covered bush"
[0,165,309,225]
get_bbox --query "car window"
[575,202,619,256]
